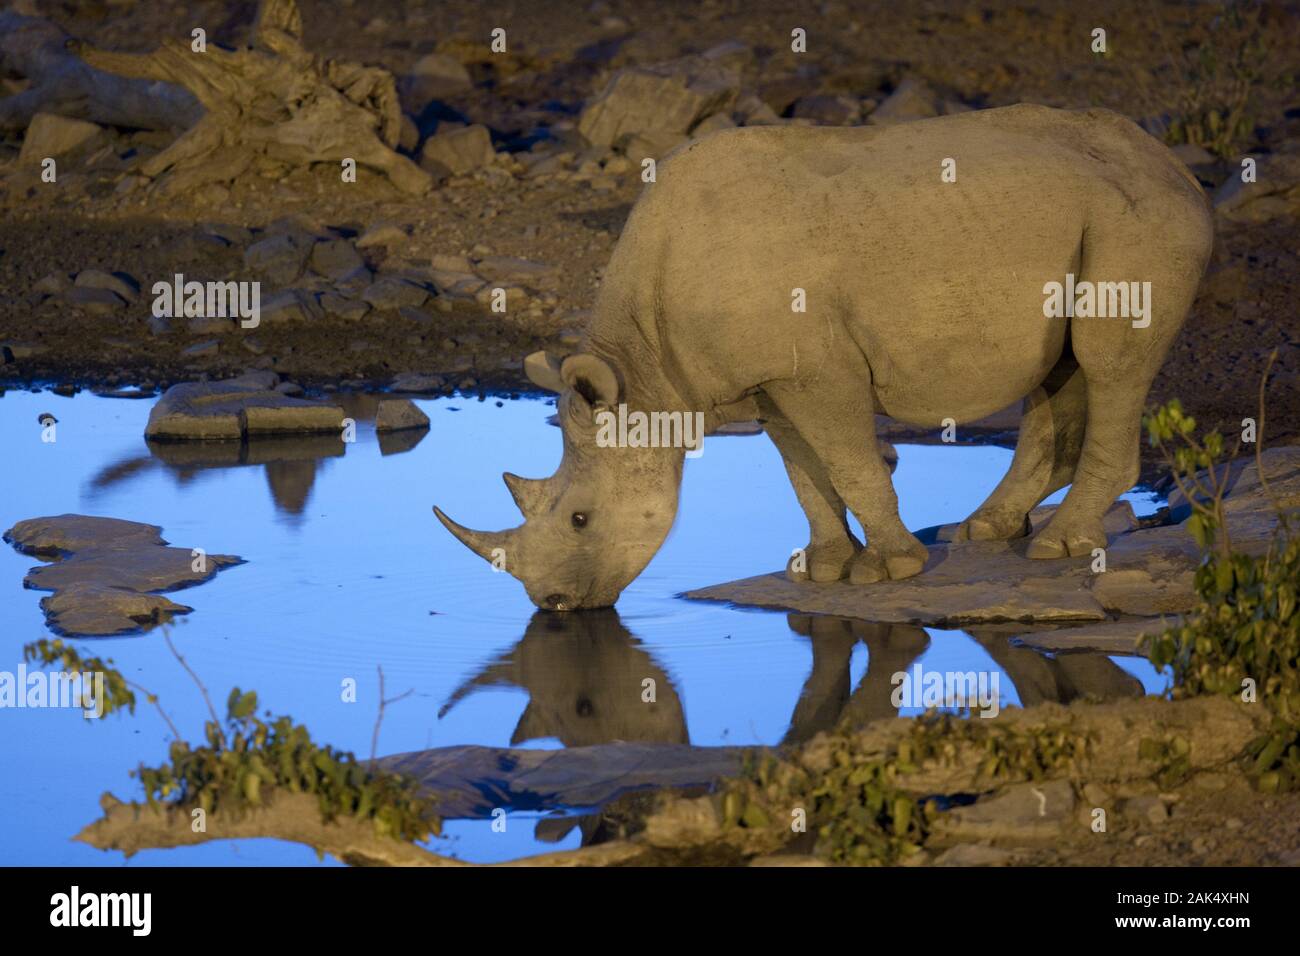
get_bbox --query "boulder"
[374,398,431,432]
[868,77,941,125]
[144,371,345,440]
[308,238,364,280]
[578,55,740,148]
[18,112,104,163]
[420,124,495,176]
[243,233,312,285]
[362,277,429,310]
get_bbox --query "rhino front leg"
[758,396,861,582]
[763,382,928,584]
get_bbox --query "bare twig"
[370,665,414,767]
[160,626,222,734]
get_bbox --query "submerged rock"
[3,514,242,636]
[144,371,345,440]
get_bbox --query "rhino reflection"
[965,629,1143,706]
[439,608,687,748]
[784,615,931,745]
[782,615,1143,743]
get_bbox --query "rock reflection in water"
[85,392,428,517]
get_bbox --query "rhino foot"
[787,541,858,583]
[1025,519,1107,559]
[955,509,1033,542]
[848,538,928,585]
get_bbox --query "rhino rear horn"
[503,472,548,518]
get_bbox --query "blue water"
[0,388,1164,865]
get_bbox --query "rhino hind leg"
[759,396,862,582]
[956,353,1086,541]
[763,377,929,585]
[1027,207,1212,559]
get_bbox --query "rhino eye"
[571,511,588,529]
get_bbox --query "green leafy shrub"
[722,713,1091,865]
[135,687,441,842]
[1143,384,1299,792]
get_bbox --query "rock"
[320,293,370,321]
[308,238,364,280]
[4,514,241,637]
[1213,144,1300,223]
[144,371,345,440]
[701,39,756,74]
[260,289,323,324]
[390,372,445,393]
[379,742,745,819]
[792,93,861,125]
[420,124,495,176]
[472,255,558,289]
[685,449,1298,626]
[940,780,1076,841]
[578,55,740,148]
[1170,143,1216,167]
[617,129,686,163]
[868,77,941,125]
[1124,794,1169,825]
[181,339,220,358]
[355,222,409,249]
[691,112,737,137]
[757,73,821,115]
[475,284,528,310]
[374,398,430,432]
[243,233,312,285]
[362,277,429,310]
[33,273,72,296]
[39,585,195,637]
[63,286,124,314]
[1016,617,1174,654]
[401,52,473,112]
[933,844,1019,866]
[74,269,139,302]
[18,112,104,163]
[4,515,165,557]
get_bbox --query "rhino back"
[592,105,1207,424]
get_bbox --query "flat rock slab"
[4,514,242,636]
[1014,618,1179,655]
[145,371,345,440]
[684,447,1298,626]
[381,743,747,819]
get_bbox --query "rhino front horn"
[433,506,513,564]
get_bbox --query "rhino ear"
[560,354,620,409]
[524,351,565,393]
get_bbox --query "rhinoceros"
[435,104,1213,610]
